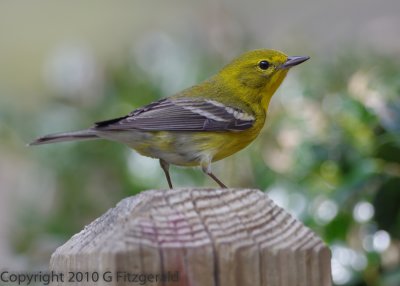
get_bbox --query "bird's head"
[218,49,309,109]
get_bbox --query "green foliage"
[374,178,400,239]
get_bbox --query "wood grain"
[50,189,331,286]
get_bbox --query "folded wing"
[94,98,255,132]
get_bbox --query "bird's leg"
[159,159,173,189]
[201,164,227,188]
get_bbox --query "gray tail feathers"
[28,129,99,146]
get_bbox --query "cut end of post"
[50,188,332,286]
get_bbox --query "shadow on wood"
[50,189,332,286]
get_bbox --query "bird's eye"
[258,60,270,70]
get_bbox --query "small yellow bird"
[30,49,309,188]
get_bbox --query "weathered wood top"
[50,188,331,286]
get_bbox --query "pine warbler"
[30,49,309,188]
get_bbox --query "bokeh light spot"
[315,198,338,225]
[353,201,374,223]
[373,230,391,253]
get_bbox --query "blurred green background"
[1,1,400,285]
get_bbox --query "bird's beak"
[279,56,310,69]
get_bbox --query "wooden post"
[50,189,331,286]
